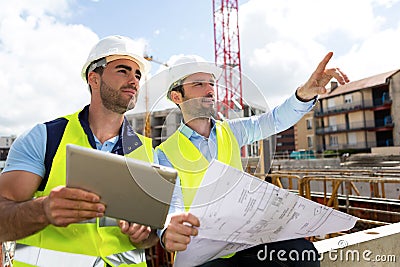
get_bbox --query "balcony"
[315,96,392,117]
[316,118,394,135]
[315,100,374,117]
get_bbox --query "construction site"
[2,0,400,266]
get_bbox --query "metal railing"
[314,97,392,117]
[316,118,394,135]
[251,168,400,229]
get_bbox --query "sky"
[1,0,400,136]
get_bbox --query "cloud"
[2,0,400,136]
[0,1,93,135]
[0,1,147,136]
[238,0,400,107]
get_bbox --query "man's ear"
[88,72,100,88]
[170,91,183,104]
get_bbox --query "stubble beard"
[181,97,216,121]
[100,80,137,114]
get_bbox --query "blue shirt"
[156,93,315,238]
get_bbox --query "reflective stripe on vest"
[14,244,147,267]
[16,109,152,267]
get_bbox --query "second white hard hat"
[81,35,151,83]
[164,55,223,100]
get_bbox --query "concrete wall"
[315,222,400,267]
[272,158,341,170]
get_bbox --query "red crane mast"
[212,0,243,119]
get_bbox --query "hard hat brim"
[81,53,151,82]
[80,35,151,83]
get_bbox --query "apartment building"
[274,126,295,158]
[294,110,317,152]
[312,69,400,152]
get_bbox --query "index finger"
[314,52,333,75]
[63,187,101,203]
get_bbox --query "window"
[247,142,260,157]
[348,133,357,144]
[328,98,335,108]
[328,116,337,131]
[307,136,313,148]
[306,119,312,130]
[329,135,338,146]
[344,94,353,104]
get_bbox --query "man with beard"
[155,53,349,266]
[0,35,158,267]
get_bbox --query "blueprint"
[174,160,358,267]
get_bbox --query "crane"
[142,1,244,133]
[213,0,266,161]
[144,55,168,68]
[212,0,243,119]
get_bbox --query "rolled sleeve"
[2,124,46,177]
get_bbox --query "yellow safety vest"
[14,110,153,267]
[156,121,242,259]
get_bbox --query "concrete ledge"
[371,147,400,156]
[314,222,400,266]
[272,158,341,169]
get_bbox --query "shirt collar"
[178,117,217,138]
[78,105,142,155]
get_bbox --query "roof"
[320,69,400,99]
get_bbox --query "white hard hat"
[163,55,223,100]
[81,35,151,83]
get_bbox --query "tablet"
[65,144,177,229]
